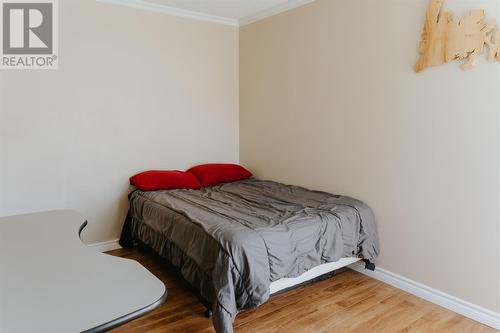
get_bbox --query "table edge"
[81,289,168,333]
[78,220,168,332]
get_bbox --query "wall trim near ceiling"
[238,0,317,26]
[96,0,318,27]
[349,262,500,331]
[96,0,240,26]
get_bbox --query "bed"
[119,178,379,333]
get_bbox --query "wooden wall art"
[415,0,499,72]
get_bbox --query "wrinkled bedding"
[120,178,379,333]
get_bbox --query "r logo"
[1,0,58,69]
[2,2,53,54]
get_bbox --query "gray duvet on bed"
[125,178,379,333]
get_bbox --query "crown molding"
[238,0,318,26]
[97,0,318,27]
[97,0,239,26]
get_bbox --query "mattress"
[120,178,379,333]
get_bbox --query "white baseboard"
[87,239,122,253]
[349,262,500,330]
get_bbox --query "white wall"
[0,0,239,244]
[240,0,500,314]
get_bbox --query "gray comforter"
[124,178,379,333]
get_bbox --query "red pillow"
[187,163,252,187]
[130,170,201,191]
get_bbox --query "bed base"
[203,257,376,318]
[269,257,361,294]
[133,241,376,320]
[203,270,336,318]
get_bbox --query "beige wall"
[1,0,499,317]
[0,0,239,244]
[240,0,500,313]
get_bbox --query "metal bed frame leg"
[363,259,376,271]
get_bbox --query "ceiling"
[99,0,317,26]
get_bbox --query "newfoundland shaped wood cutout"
[415,0,499,72]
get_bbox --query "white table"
[0,210,166,333]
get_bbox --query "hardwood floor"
[107,248,497,333]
